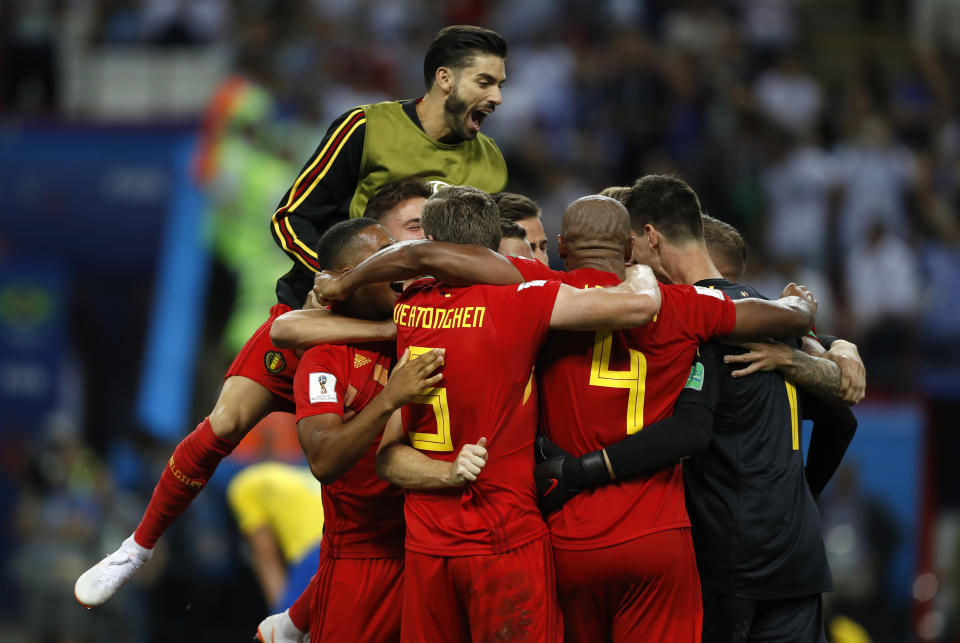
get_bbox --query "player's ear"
[645,224,659,251]
[427,234,436,241]
[557,234,567,259]
[436,66,455,93]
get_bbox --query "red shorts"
[310,551,403,643]
[224,304,300,404]
[402,536,562,643]
[553,527,702,642]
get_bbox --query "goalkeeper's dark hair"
[421,186,502,251]
[622,174,704,243]
[316,218,381,271]
[423,25,507,89]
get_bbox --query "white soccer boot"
[74,534,153,607]
[256,610,308,643]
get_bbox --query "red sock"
[133,418,235,548]
[288,571,317,632]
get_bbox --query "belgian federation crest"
[264,351,286,374]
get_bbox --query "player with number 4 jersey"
[509,218,734,642]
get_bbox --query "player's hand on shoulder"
[623,264,661,301]
[825,339,866,405]
[382,348,445,410]
[448,437,488,487]
[313,270,347,307]
[723,340,792,378]
[781,282,818,319]
[535,456,580,516]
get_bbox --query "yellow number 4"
[407,346,454,452]
[589,331,647,435]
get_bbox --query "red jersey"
[510,257,736,550]
[293,342,405,558]
[395,277,561,556]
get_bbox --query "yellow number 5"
[589,331,647,435]
[407,346,454,452]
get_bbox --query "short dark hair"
[423,25,507,89]
[702,214,748,278]
[499,218,527,240]
[421,186,502,250]
[364,177,432,222]
[492,192,541,222]
[622,174,704,243]
[315,218,381,271]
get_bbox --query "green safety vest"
[348,101,508,218]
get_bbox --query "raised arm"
[271,308,397,350]
[315,240,524,304]
[728,283,816,339]
[376,411,489,489]
[549,264,661,331]
[299,349,443,485]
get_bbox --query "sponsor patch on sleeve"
[684,362,704,391]
[517,280,547,291]
[693,285,725,300]
[309,372,338,404]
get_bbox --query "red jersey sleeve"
[507,256,562,282]
[293,345,350,421]
[662,284,737,342]
[483,278,563,352]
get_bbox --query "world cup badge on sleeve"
[310,372,338,404]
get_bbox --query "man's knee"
[209,378,275,442]
[208,406,252,442]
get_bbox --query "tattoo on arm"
[780,349,842,402]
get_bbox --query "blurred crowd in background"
[2,1,960,641]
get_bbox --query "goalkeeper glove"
[533,434,611,515]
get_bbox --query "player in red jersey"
[323,186,661,642]
[74,179,429,612]
[494,192,549,264]
[313,192,816,642]
[287,218,444,642]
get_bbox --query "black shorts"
[702,588,826,643]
